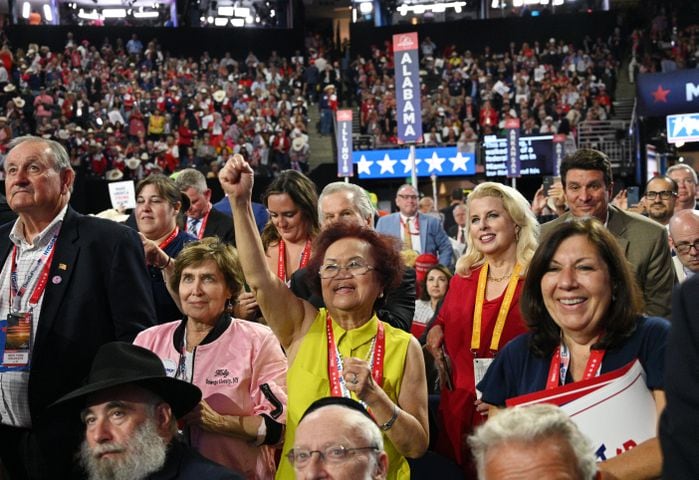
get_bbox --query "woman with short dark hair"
[220,155,429,480]
[136,174,196,324]
[135,237,288,478]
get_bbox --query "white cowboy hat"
[3,84,15,93]
[212,90,226,102]
[125,157,141,170]
[105,169,124,181]
[94,208,129,223]
[292,136,307,152]
[12,97,25,108]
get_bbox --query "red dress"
[432,265,527,475]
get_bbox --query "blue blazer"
[375,212,453,267]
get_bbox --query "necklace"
[487,270,513,282]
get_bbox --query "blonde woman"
[425,182,539,475]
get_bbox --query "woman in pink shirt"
[135,237,288,479]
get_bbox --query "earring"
[378,292,384,299]
[225,298,234,314]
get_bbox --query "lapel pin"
[58,263,67,270]
[52,275,62,285]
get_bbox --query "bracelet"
[158,256,172,270]
[379,404,399,431]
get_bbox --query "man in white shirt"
[0,136,155,479]
[175,168,235,245]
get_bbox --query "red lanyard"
[158,227,179,250]
[194,211,210,240]
[545,342,606,390]
[326,315,385,398]
[10,234,58,309]
[277,238,312,283]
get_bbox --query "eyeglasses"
[287,445,379,468]
[675,240,699,255]
[319,260,375,279]
[645,190,677,200]
[397,194,418,200]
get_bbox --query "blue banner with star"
[353,147,475,179]
[637,70,699,117]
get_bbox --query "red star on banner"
[651,85,670,103]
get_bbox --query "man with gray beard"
[52,342,242,480]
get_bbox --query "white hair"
[317,182,375,223]
[468,404,597,480]
[175,167,208,194]
[667,163,698,184]
[8,135,73,172]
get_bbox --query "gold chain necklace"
[487,270,513,282]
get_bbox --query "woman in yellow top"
[148,109,166,139]
[219,155,428,480]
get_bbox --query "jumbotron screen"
[483,134,555,177]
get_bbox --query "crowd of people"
[0,7,697,480]
[0,32,329,181]
[629,8,699,81]
[0,26,627,183]
[0,130,697,480]
[350,34,621,151]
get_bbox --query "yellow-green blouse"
[276,308,411,480]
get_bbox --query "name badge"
[473,357,494,400]
[162,358,177,378]
[0,312,33,371]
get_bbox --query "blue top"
[478,316,670,406]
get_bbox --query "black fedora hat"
[51,342,201,418]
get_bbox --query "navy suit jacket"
[375,212,453,267]
[212,197,268,234]
[660,275,699,478]
[148,440,243,480]
[0,208,157,476]
[200,208,235,245]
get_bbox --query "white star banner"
[353,146,475,179]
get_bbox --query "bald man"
[289,397,388,480]
[669,209,699,282]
